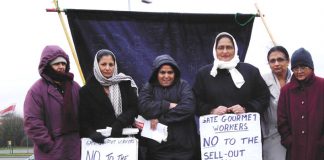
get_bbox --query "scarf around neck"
[43,66,78,133]
[93,52,138,117]
[210,32,245,88]
[210,54,245,88]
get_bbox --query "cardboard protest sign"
[199,113,262,160]
[81,137,138,160]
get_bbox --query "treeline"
[0,114,33,147]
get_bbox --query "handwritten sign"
[81,137,138,160]
[199,113,262,160]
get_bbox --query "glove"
[111,121,123,137]
[89,132,106,144]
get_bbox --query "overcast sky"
[1,0,323,116]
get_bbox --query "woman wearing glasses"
[193,32,269,116]
[138,54,198,160]
[278,48,324,160]
[261,46,292,160]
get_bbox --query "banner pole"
[255,3,277,46]
[52,0,86,85]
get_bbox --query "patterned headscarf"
[93,49,138,117]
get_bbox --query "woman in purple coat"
[24,45,81,160]
[278,48,324,160]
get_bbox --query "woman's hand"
[210,106,228,115]
[150,119,159,130]
[228,104,246,114]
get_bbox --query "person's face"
[51,62,66,73]
[99,55,115,78]
[158,65,175,87]
[292,65,312,81]
[216,37,235,62]
[268,51,289,76]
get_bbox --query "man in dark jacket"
[24,45,81,160]
[139,54,198,160]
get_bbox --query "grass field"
[0,147,33,157]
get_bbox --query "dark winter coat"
[139,55,198,160]
[24,45,81,160]
[278,72,324,160]
[193,62,270,116]
[79,76,138,138]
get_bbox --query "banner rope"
[234,13,256,27]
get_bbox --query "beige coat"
[261,71,291,160]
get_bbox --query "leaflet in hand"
[97,127,139,137]
[140,118,168,143]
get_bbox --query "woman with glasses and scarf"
[79,49,138,143]
[261,46,292,160]
[278,48,324,160]
[193,32,269,116]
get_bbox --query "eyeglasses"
[216,45,234,51]
[159,71,174,75]
[269,57,286,64]
[292,65,309,72]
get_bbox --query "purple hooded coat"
[24,45,81,160]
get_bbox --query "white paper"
[122,128,139,135]
[81,137,138,160]
[199,113,262,160]
[141,119,168,143]
[97,127,139,137]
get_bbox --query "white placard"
[199,113,262,160]
[81,137,138,160]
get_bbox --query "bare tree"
[0,114,25,147]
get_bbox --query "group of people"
[23,32,324,160]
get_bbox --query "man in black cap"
[277,47,324,160]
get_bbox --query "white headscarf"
[93,49,138,117]
[210,32,245,88]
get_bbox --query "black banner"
[66,9,255,87]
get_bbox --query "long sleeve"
[116,83,138,127]
[139,80,195,125]
[158,81,195,124]
[243,69,270,114]
[277,88,292,148]
[139,83,170,120]
[78,88,96,137]
[193,70,214,116]
[24,89,54,152]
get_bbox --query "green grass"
[0,147,33,157]
[0,153,33,156]
[0,147,32,150]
